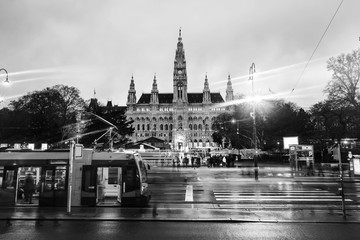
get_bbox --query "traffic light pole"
[336,143,346,219]
[249,63,258,180]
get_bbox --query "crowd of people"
[206,155,237,168]
[171,154,237,168]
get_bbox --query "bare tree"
[325,48,360,107]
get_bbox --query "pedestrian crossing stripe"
[214,192,336,195]
[214,190,334,193]
[213,190,353,202]
[215,198,352,202]
[185,185,193,202]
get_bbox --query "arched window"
[194,124,197,130]
[170,124,173,130]
[177,82,183,99]
[165,124,168,131]
[147,124,150,131]
[189,124,192,130]
[160,124,163,131]
[137,124,140,131]
[198,124,202,130]
[178,115,183,121]
[142,124,145,131]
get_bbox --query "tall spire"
[130,74,135,90]
[150,74,159,105]
[204,73,210,91]
[152,74,158,92]
[226,74,234,102]
[127,75,137,106]
[203,73,211,104]
[173,28,188,103]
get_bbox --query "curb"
[2,216,360,224]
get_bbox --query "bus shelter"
[289,144,315,173]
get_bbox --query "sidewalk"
[1,205,360,223]
[1,165,359,224]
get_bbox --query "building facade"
[126,30,234,150]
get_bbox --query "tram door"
[16,167,41,205]
[96,167,122,206]
[0,166,17,206]
[39,166,67,206]
[81,165,97,206]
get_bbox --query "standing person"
[24,173,35,204]
[183,156,189,167]
[176,156,180,169]
[222,155,227,167]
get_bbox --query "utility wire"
[291,0,344,93]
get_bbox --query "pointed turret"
[150,74,159,105]
[203,74,211,104]
[226,74,234,102]
[126,75,137,109]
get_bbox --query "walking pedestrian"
[24,173,35,204]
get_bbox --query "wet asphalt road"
[148,166,360,211]
[1,220,359,240]
[1,166,359,239]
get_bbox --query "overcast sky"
[0,0,359,109]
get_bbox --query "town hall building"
[125,29,235,150]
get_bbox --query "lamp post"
[0,68,10,105]
[249,63,258,180]
[0,68,9,84]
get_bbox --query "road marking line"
[214,191,332,193]
[185,185,193,202]
[215,198,353,202]
[215,195,341,199]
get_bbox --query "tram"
[0,148,151,207]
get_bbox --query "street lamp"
[249,63,258,180]
[0,68,10,84]
[0,68,10,104]
[231,119,239,135]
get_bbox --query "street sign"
[354,158,360,175]
[75,144,83,159]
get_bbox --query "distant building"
[125,29,235,150]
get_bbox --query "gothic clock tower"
[173,29,188,103]
[172,29,189,150]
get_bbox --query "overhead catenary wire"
[291,0,344,93]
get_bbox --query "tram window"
[123,166,140,192]
[108,168,118,184]
[0,168,3,187]
[44,170,53,191]
[3,170,15,189]
[55,166,66,190]
[138,161,147,182]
